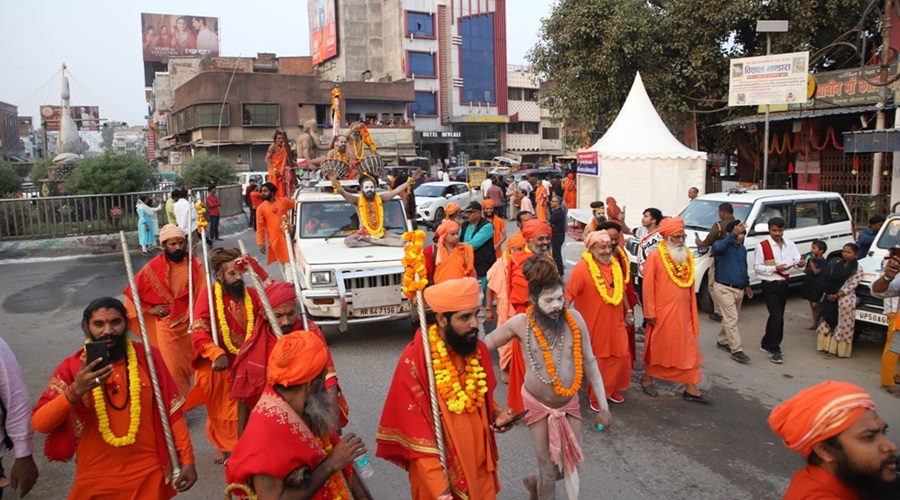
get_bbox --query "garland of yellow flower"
[334,150,349,162]
[617,246,631,283]
[358,193,385,238]
[214,282,255,355]
[429,324,487,414]
[90,337,141,447]
[195,202,209,230]
[315,436,352,499]
[331,88,342,122]
[401,230,428,298]
[351,136,366,159]
[527,306,583,397]
[658,240,695,288]
[582,251,624,306]
[359,125,377,154]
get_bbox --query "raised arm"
[482,314,525,351]
[380,169,424,201]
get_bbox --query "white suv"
[292,181,412,331]
[675,190,855,312]
[855,215,900,327]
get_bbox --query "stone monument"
[40,64,83,196]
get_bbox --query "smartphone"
[85,341,109,370]
[806,252,813,260]
[505,409,529,426]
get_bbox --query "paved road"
[1,227,898,499]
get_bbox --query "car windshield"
[299,199,407,238]
[679,200,753,232]
[414,184,447,197]
[876,219,900,249]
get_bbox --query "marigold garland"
[658,241,695,288]
[582,251,624,306]
[358,194,385,238]
[527,306,583,397]
[214,282,255,355]
[195,202,209,230]
[429,324,487,414]
[315,436,352,499]
[90,337,141,447]
[401,230,428,298]
[331,88,342,122]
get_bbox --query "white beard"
[667,242,689,264]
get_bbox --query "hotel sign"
[421,132,462,138]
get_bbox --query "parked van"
[238,172,269,193]
[673,190,855,312]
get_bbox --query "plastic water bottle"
[351,436,375,478]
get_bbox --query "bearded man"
[485,233,526,383]
[328,170,422,247]
[32,298,197,498]
[230,281,346,436]
[185,248,265,464]
[641,217,710,403]
[296,119,325,175]
[377,278,515,500]
[565,230,632,408]
[226,332,371,499]
[123,224,206,397]
[768,381,898,499]
[597,220,639,363]
[485,256,612,500]
[581,201,607,239]
[482,199,507,258]
[425,219,475,284]
[256,182,297,283]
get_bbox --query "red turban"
[482,199,495,209]
[659,217,685,238]
[444,202,460,218]
[424,277,480,312]
[267,331,329,387]
[584,230,611,250]
[768,381,876,458]
[265,280,296,308]
[522,219,551,241]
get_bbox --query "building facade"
[0,101,22,160]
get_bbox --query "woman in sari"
[136,195,162,255]
[816,243,863,357]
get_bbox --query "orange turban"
[159,224,185,243]
[507,233,526,251]
[424,277,480,312]
[482,199,495,209]
[584,230,611,249]
[522,219,551,241]
[266,331,329,387]
[659,216,685,238]
[445,202,460,218]
[768,381,876,458]
[436,219,459,245]
[265,280,296,308]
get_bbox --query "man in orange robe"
[265,130,294,199]
[535,182,549,221]
[641,217,709,402]
[226,331,370,499]
[483,199,507,259]
[377,278,516,499]
[566,230,632,409]
[768,381,897,499]
[505,219,553,414]
[256,182,297,283]
[563,173,577,209]
[424,220,475,284]
[123,224,206,398]
[185,248,266,463]
[485,233,526,382]
[32,297,197,498]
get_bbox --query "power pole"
[872,0,893,196]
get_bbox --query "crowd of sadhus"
[1,205,897,499]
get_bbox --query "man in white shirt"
[192,17,219,53]
[0,336,39,498]
[753,217,804,364]
[441,170,450,182]
[517,177,533,195]
[480,176,493,195]
[174,189,199,245]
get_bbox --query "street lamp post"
[756,20,789,190]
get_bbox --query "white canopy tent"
[576,72,707,229]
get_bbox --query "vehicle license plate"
[353,305,401,317]
[856,310,887,325]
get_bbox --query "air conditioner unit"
[452,78,464,87]
[452,35,462,45]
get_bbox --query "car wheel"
[434,207,445,223]
[697,272,714,313]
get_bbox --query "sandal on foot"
[642,382,658,398]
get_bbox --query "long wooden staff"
[199,226,219,346]
[282,215,310,330]
[119,231,181,480]
[406,221,448,475]
[187,199,194,331]
[237,240,283,338]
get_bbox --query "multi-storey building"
[0,101,22,160]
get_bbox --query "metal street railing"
[0,185,243,241]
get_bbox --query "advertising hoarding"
[576,151,598,176]
[141,13,220,85]
[308,0,338,65]
[728,52,809,107]
[40,106,100,132]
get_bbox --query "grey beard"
[534,303,565,333]
[302,385,336,437]
[667,242,688,264]
[593,252,611,265]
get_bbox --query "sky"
[0,0,552,128]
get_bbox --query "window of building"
[508,122,539,134]
[542,127,560,140]
[182,107,195,130]
[407,12,435,37]
[196,103,229,127]
[460,14,495,104]
[408,52,436,78]
[410,92,437,116]
[243,104,279,127]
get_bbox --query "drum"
[320,159,350,180]
[357,155,385,180]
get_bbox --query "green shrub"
[64,152,152,194]
[0,164,23,197]
[181,153,236,188]
[30,158,53,183]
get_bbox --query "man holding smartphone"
[711,220,753,363]
[0,337,39,498]
[869,244,900,397]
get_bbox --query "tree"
[180,153,236,188]
[64,152,152,194]
[29,158,53,183]
[0,163,23,197]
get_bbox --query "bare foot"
[213,450,226,465]
[522,475,538,500]
[805,325,816,330]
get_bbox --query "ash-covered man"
[484,256,612,500]
[327,169,423,247]
[581,200,607,239]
